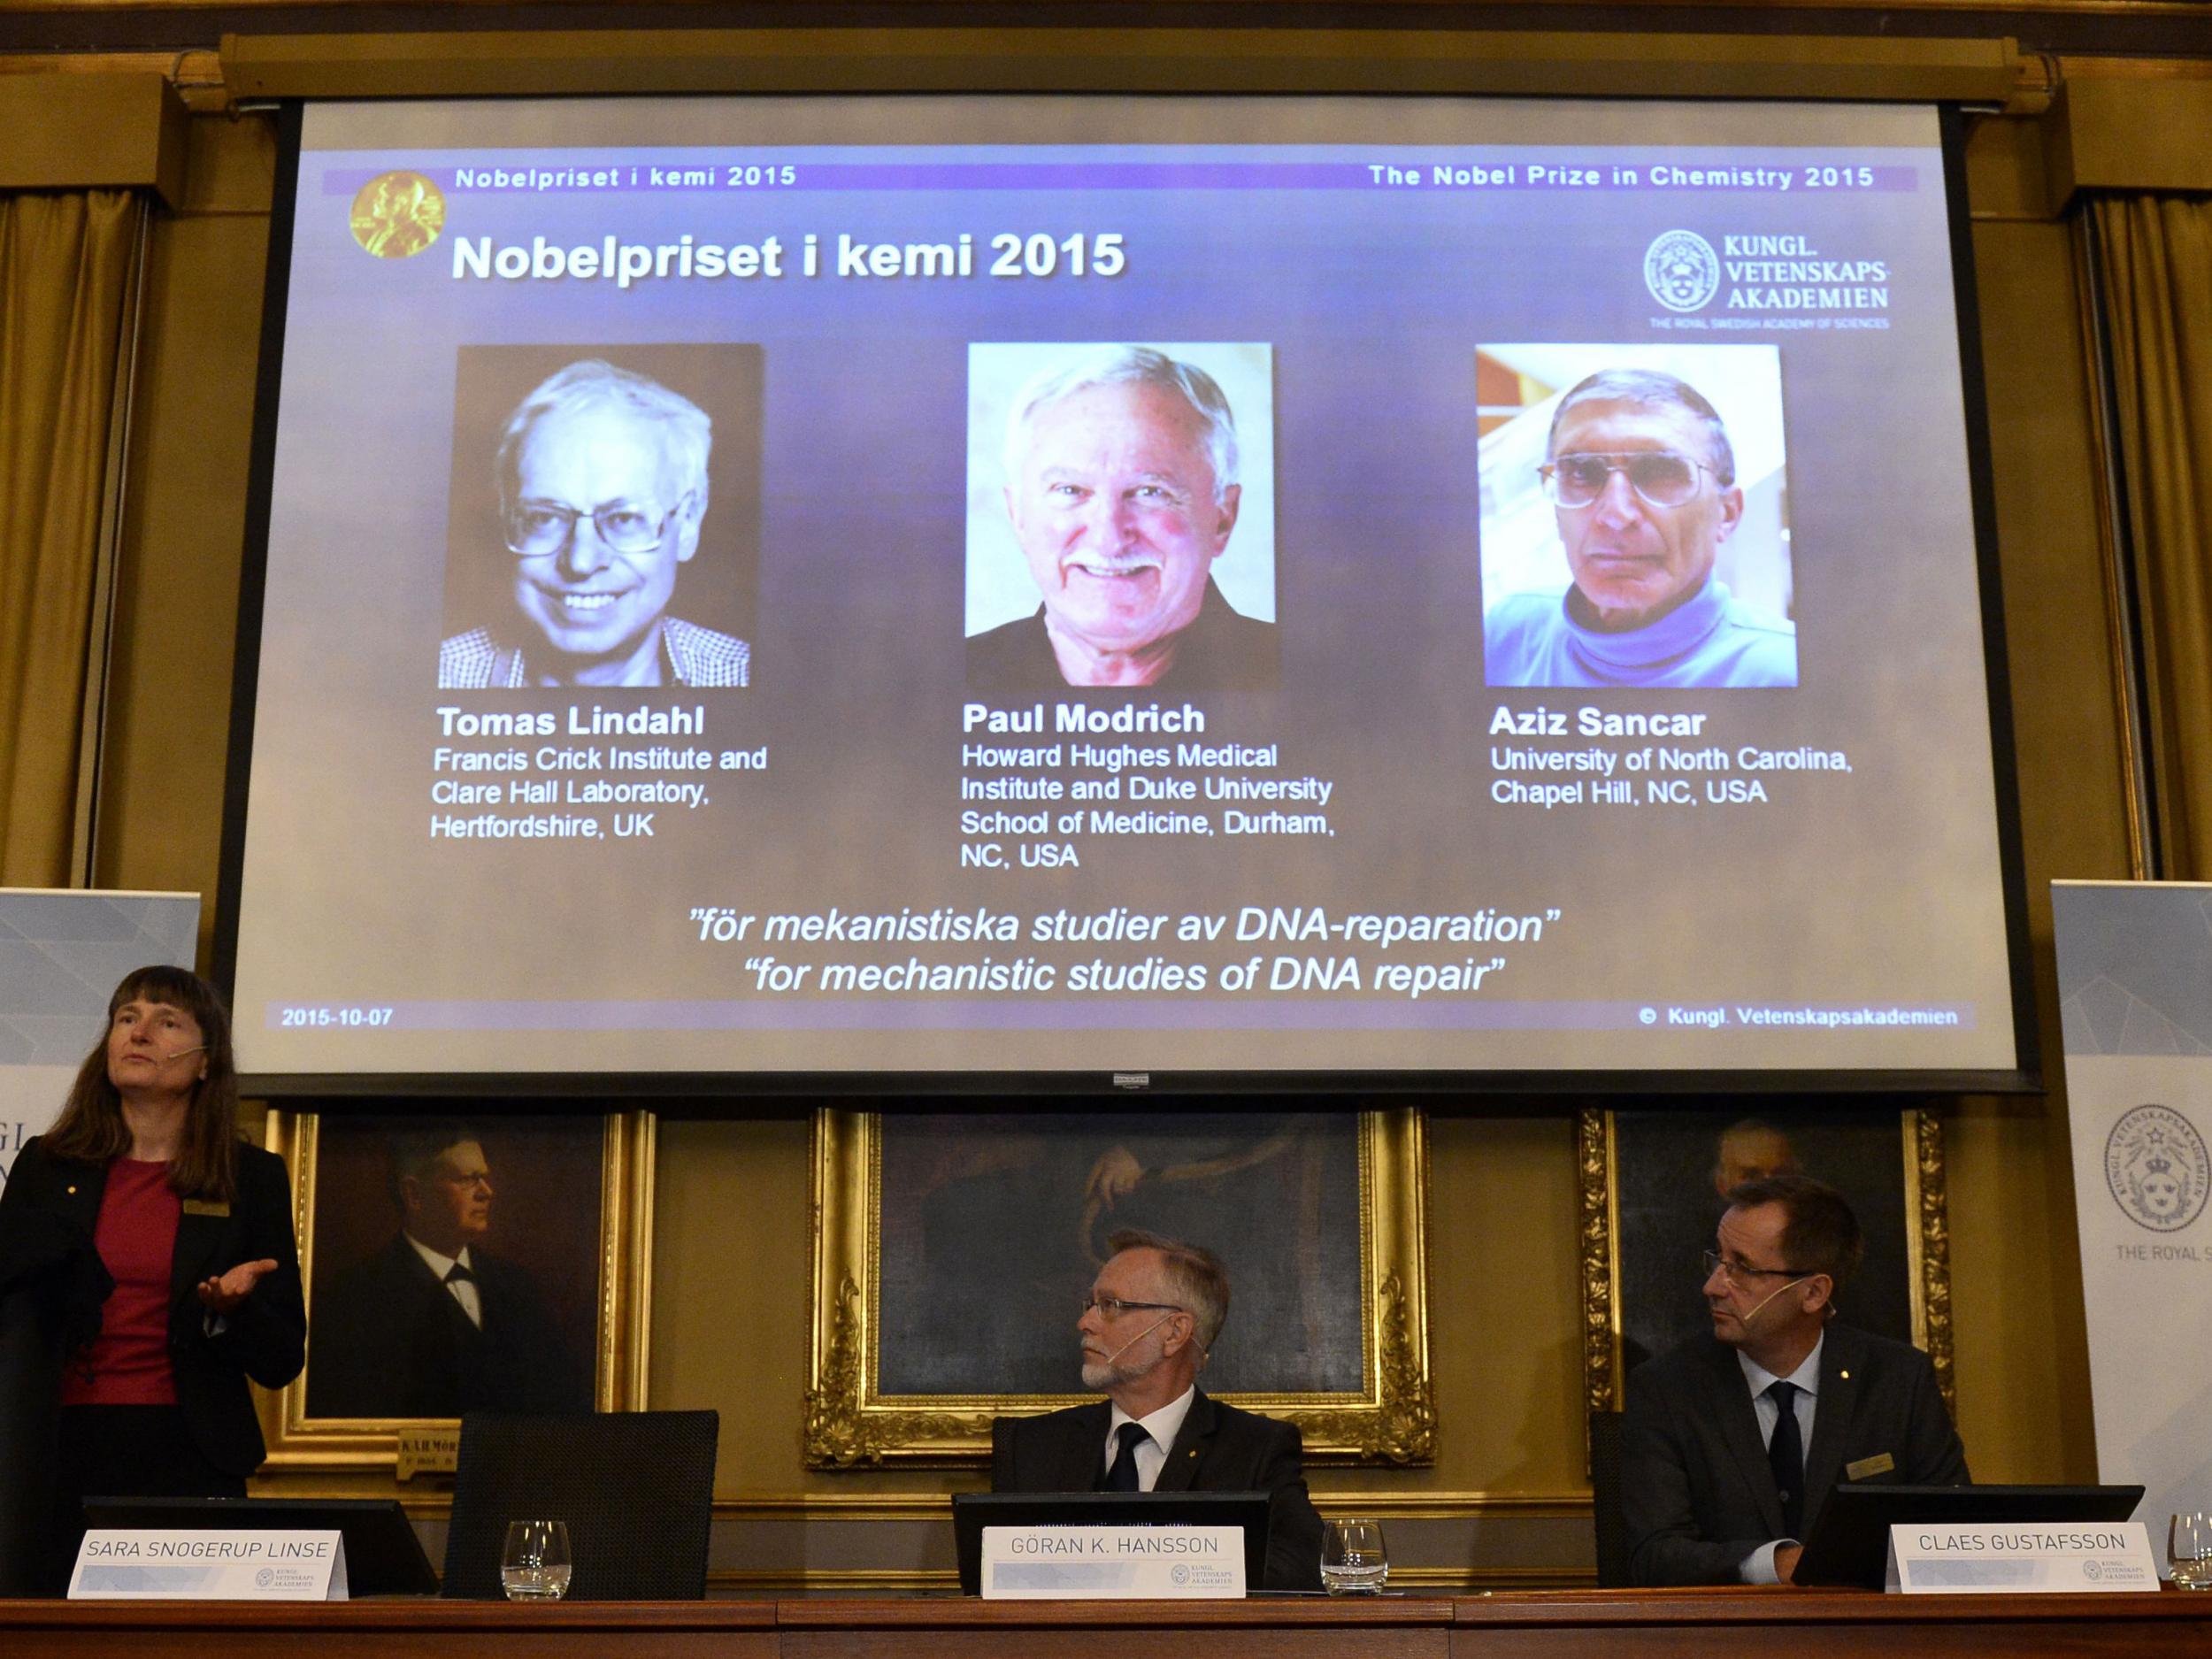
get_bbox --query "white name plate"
[981,1524,1246,1599]
[70,1529,349,1601]
[1886,1521,2158,1594]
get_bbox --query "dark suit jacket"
[991,1388,1325,1590]
[307,1233,588,1418]
[0,1136,305,1589]
[1621,1322,1968,1586]
[966,580,1278,693]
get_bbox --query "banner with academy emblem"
[2055,879,2212,1571]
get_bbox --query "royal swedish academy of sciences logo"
[349,171,446,258]
[2104,1102,2210,1233]
[1644,229,1721,313]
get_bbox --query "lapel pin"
[1839,1370,1851,1380]
[1187,1449,1197,1457]
[66,1186,77,1195]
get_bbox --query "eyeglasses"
[1079,1294,1185,1320]
[1701,1249,1806,1286]
[1540,450,1715,510]
[503,495,691,559]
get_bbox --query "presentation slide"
[226,95,2023,1087]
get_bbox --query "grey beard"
[1082,1354,1148,1391]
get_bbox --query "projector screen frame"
[210,93,2041,1103]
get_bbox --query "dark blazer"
[1620,1322,1968,1586]
[966,580,1279,693]
[0,1134,305,1584]
[992,1388,1325,1590]
[307,1233,587,1419]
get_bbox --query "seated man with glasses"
[1621,1173,1967,1586]
[989,1228,1325,1589]
[440,358,751,688]
[1484,367,1796,688]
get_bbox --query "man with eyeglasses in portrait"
[1484,368,1796,688]
[305,1125,588,1419]
[439,359,751,688]
[989,1229,1325,1589]
[1620,1173,1966,1586]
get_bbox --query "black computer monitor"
[951,1491,1271,1595]
[1793,1483,2146,1589]
[81,1496,440,1597]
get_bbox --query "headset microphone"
[1736,1276,1807,1326]
[1101,1315,1173,1366]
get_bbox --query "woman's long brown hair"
[43,964,242,1203]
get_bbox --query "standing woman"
[0,966,303,1593]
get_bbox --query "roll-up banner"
[0,889,201,1193]
[2055,879,2212,1573]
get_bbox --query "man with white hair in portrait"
[440,359,750,688]
[970,345,1275,691]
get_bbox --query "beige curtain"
[0,188,145,886]
[2090,195,2212,879]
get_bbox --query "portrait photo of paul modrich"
[437,343,762,690]
[1476,343,1797,691]
[965,342,1279,694]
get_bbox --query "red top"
[61,1157,181,1406]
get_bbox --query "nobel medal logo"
[350,171,446,258]
[2105,1103,2210,1233]
[1644,229,1721,312]
[1171,1563,1191,1586]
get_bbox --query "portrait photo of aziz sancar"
[437,345,763,690]
[965,343,1278,693]
[1477,346,1797,690]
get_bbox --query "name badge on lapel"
[181,1200,231,1217]
[1846,1452,1896,1480]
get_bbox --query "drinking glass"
[2171,1512,2212,1589]
[1320,1517,1388,1594]
[501,1519,573,1601]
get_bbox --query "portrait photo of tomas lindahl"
[1478,345,1797,690]
[438,344,762,690]
[966,342,1278,693]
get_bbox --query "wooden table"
[4,1587,2208,1657]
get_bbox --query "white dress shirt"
[405,1233,482,1327]
[1103,1386,1197,1492]
[1735,1334,1823,1584]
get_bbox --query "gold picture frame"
[255,1110,656,1472]
[1578,1105,1952,1418]
[805,1109,1432,1466]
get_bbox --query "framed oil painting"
[807,1108,1432,1465]
[1578,1105,1951,1417]
[257,1110,654,1472]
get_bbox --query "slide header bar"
[220,27,2021,106]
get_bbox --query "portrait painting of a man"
[303,1116,602,1420]
[1610,1108,1917,1380]
[876,1113,1360,1398]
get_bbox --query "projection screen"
[219,95,2032,1094]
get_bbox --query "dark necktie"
[1765,1379,1805,1539]
[1100,1422,1149,1492]
[444,1262,474,1285]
